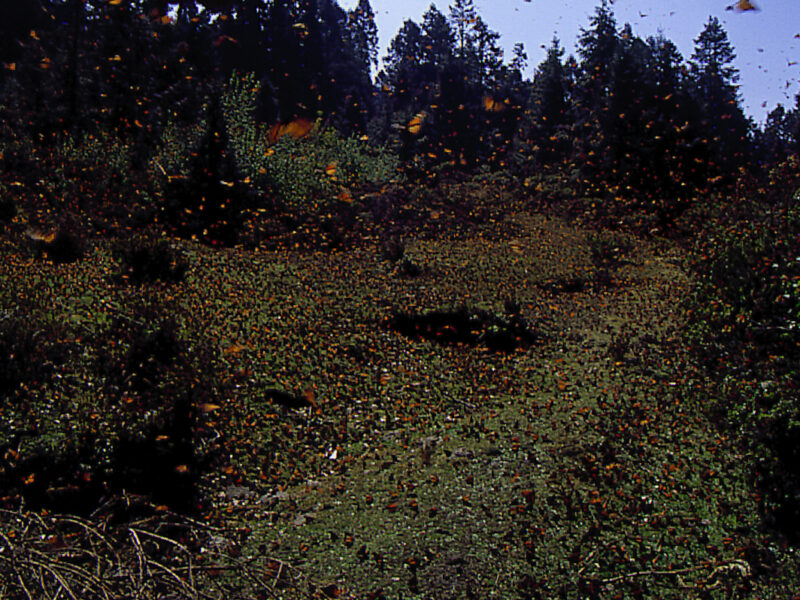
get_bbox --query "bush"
[161,95,250,246]
[688,178,800,538]
[0,298,221,513]
[220,72,397,216]
[44,229,85,263]
[113,234,188,283]
[588,230,634,268]
[0,313,68,398]
[0,312,89,511]
[387,305,539,353]
[0,184,16,221]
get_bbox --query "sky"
[338,0,800,125]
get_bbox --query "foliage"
[2,1,800,597]
[2,197,800,595]
[0,256,222,513]
[112,233,189,284]
[387,304,539,353]
[0,311,67,399]
[0,183,16,221]
[161,94,249,246]
[688,164,800,539]
[221,72,397,218]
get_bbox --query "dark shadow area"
[387,306,539,353]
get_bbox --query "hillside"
[2,198,799,598]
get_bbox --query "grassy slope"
[2,211,798,598]
[189,213,796,598]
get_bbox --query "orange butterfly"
[483,96,507,112]
[726,0,758,11]
[267,118,314,144]
[407,112,426,134]
[26,228,56,244]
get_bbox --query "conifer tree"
[449,0,477,57]
[529,37,570,165]
[347,0,379,72]
[690,16,751,173]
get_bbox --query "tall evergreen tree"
[576,0,618,104]
[421,5,454,71]
[380,19,427,113]
[163,95,248,246]
[471,16,503,89]
[509,43,528,76]
[317,0,373,132]
[574,0,620,188]
[449,0,476,57]
[758,104,794,165]
[264,0,298,121]
[529,37,570,165]
[690,16,750,173]
[347,0,378,73]
[640,33,708,228]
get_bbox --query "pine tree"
[471,16,503,89]
[574,0,620,188]
[379,19,427,112]
[759,104,793,164]
[421,5,454,71]
[690,16,751,172]
[163,95,248,246]
[576,0,618,104]
[347,0,378,72]
[264,0,297,121]
[449,0,477,57]
[509,43,528,77]
[529,37,569,165]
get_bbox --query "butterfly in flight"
[726,0,759,11]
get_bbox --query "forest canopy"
[0,0,796,204]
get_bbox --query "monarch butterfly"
[407,112,426,134]
[726,0,758,11]
[482,96,507,112]
[267,118,314,144]
[26,228,56,244]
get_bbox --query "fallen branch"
[0,496,352,600]
[580,558,751,588]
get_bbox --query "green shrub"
[0,184,16,221]
[161,96,251,246]
[588,230,634,268]
[688,180,800,538]
[0,313,67,397]
[0,293,221,513]
[220,72,398,215]
[26,227,86,264]
[113,234,188,284]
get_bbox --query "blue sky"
[339,0,799,125]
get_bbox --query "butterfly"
[267,118,314,144]
[26,228,57,244]
[407,112,426,134]
[483,96,507,112]
[726,0,758,11]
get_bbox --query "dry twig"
[0,496,347,600]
